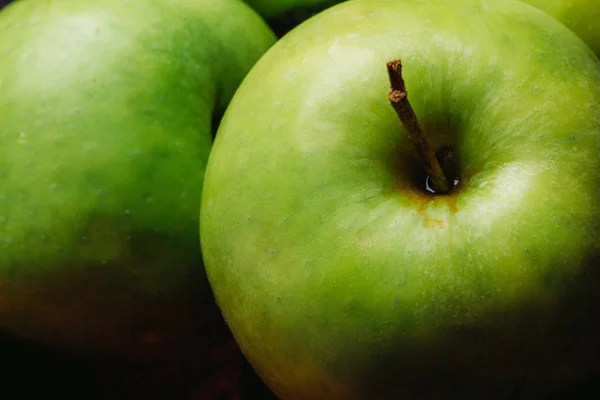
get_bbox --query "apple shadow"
[266,1,348,39]
[0,327,251,399]
[345,252,600,399]
[0,225,246,398]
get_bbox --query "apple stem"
[386,59,451,194]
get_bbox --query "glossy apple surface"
[0,0,275,359]
[523,0,600,56]
[201,0,600,398]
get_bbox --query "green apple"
[0,0,275,359]
[201,0,600,398]
[523,0,600,56]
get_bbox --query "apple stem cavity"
[387,59,452,194]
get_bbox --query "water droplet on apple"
[425,176,435,193]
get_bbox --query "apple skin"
[0,0,275,360]
[523,0,600,56]
[200,0,600,398]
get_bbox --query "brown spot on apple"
[422,215,446,229]
[392,162,480,215]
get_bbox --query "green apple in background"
[0,0,275,360]
[243,0,342,18]
[244,0,345,37]
[201,0,600,398]
[523,0,600,56]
